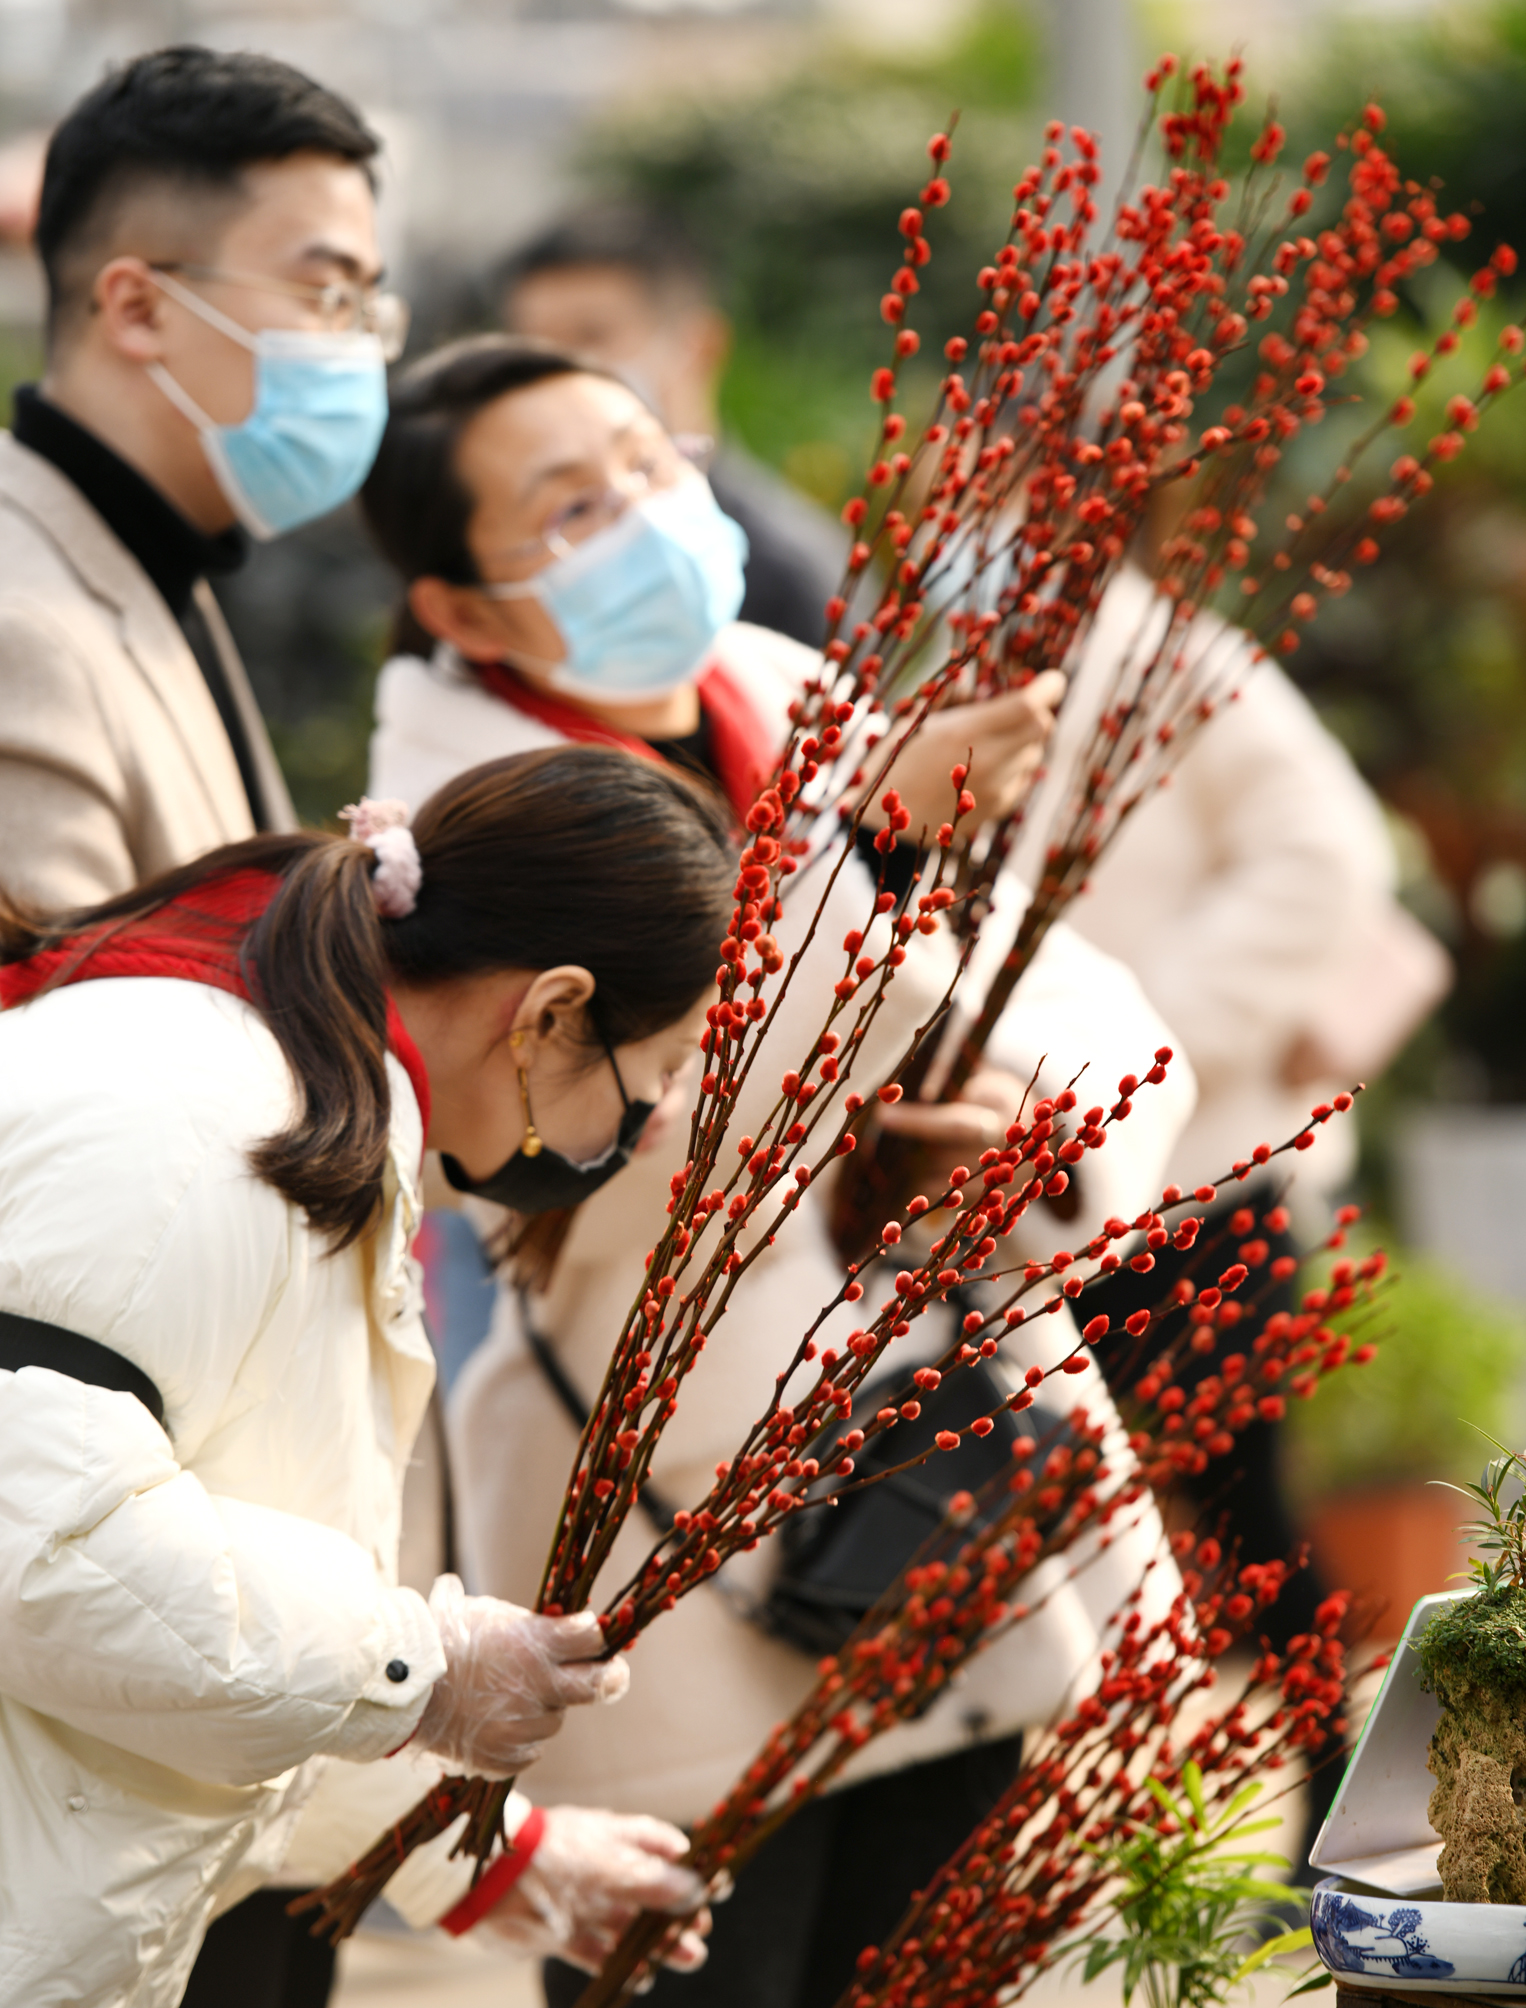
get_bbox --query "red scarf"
[0,869,431,1133]
[475,660,776,822]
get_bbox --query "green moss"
[1417,1584,1526,1708]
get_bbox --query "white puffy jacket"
[0,975,475,2007]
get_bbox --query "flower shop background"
[0,0,1520,1993]
[0,0,1510,1609]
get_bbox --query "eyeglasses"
[151,262,411,362]
[480,432,715,581]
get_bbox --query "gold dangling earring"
[509,1028,544,1157]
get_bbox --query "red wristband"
[438,1805,547,1937]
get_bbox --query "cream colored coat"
[371,628,1194,1826]
[1017,568,1406,1196]
[0,432,293,912]
[0,976,471,2008]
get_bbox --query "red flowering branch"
[569,1124,1381,2005]
[301,50,1497,1937]
[808,73,1521,1244]
[832,1576,1353,2008]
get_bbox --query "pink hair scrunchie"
[340,797,423,919]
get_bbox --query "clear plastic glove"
[481,1805,710,1974]
[414,1575,629,1778]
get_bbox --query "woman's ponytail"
[0,831,399,1247]
[243,839,394,1248]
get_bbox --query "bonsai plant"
[1417,1442,1526,1904]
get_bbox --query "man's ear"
[93,257,172,365]
[686,304,731,387]
[410,575,508,663]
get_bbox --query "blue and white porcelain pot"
[1312,1878,1526,1992]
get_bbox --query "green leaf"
[1184,1760,1208,1829]
[1285,1971,1334,1996]
[1234,1927,1314,1982]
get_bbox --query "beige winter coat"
[0,432,293,911]
[371,626,1194,1826]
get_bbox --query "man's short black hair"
[36,44,380,334]
[497,202,713,313]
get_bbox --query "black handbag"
[763,1361,1074,1656]
[519,1290,1069,1658]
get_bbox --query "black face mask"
[440,1034,656,1217]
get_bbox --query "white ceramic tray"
[1309,1591,1459,1897]
[1312,1878,1526,1992]
[1309,1587,1526,1992]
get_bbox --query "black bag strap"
[517,1290,680,1535]
[0,1310,165,1427]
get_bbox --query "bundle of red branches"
[569,1135,1382,2004]
[834,1567,1354,2008]
[299,52,1513,1940]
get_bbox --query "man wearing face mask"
[0,50,487,2008]
[0,45,398,911]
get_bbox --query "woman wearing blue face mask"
[362,335,1063,831]
[361,334,1074,1360]
[359,339,1198,2008]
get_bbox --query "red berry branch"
[814,65,1523,1235]
[300,50,1494,1940]
[568,1115,1382,2005]
[832,1570,1354,2008]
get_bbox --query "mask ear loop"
[508,1027,544,1158]
[595,1019,633,1111]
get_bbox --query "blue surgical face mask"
[485,477,748,702]
[146,272,388,539]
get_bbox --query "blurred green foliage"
[0,326,43,420]
[1254,9,1526,1105]
[581,4,1045,506]
[1286,1247,1525,1499]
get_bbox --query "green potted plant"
[1284,1249,1522,1629]
[1062,1764,1320,2008]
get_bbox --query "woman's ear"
[410,575,511,664]
[513,964,598,1050]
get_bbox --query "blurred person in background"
[1033,564,1450,1864]
[360,334,1201,2008]
[496,201,847,649]
[0,45,410,906]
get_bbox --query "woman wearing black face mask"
[0,745,730,2008]
[440,1022,657,1215]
